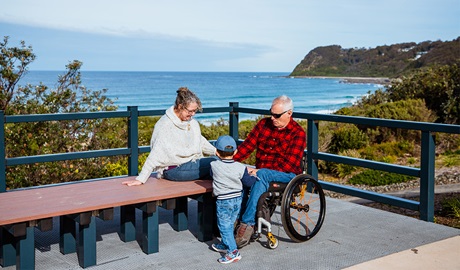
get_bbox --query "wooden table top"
[0,176,213,225]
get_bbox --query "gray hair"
[272,95,293,111]
[174,87,202,112]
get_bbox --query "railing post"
[127,106,139,176]
[0,111,5,192]
[307,120,319,180]
[229,102,239,142]
[419,130,435,222]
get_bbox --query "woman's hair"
[174,87,203,112]
[273,95,294,111]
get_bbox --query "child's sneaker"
[212,243,227,253]
[218,249,241,264]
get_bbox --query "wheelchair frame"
[254,173,326,249]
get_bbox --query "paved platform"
[344,235,460,270]
[1,197,459,270]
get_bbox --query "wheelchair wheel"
[280,174,326,242]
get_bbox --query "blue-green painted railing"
[1,102,459,222]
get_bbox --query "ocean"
[22,71,383,124]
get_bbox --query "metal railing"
[1,102,459,222]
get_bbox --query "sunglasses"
[270,110,288,119]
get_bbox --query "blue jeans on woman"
[163,157,217,181]
[241,168,296,226]
[216,196,242,252]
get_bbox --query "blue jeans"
[163,157,217,181]
[216,196,242,252]
[241,169,296,225]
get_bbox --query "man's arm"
[234,120,262,162]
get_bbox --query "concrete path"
[344,236,460,270]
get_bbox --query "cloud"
[1,22,274,71]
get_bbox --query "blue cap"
[215,135,237,152]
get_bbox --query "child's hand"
[247,167,258,176]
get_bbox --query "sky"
[1,0,459,72]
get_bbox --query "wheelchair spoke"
[281,174,326,242]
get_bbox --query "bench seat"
[0,176,214,269]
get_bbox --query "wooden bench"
[0,176,214,269]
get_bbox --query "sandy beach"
[289,76,391,85]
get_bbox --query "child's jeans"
[216,196,242,252]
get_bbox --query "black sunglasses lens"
[270,110,287,118]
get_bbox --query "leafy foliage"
[138,116,161,145]
[359,141,415,162]
[200,118,230,140]
[1,37,124,189]
[349,169,415,186]
[441,196,460,219]
[386,64,460,124]
[0,36,36,111]
[328,124,368,154]
[331,149,361,178]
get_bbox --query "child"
[210,135,256,264]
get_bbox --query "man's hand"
[122,180,143,186]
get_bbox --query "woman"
[122,87,216,186]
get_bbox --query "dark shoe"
[233,219,240,234]
[235,223,254,248]
[212,243,227,253]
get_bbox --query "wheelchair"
[253,173,326,249]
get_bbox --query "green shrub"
[441,156,460,167]
[363,99,436,143]
[329,124,368,154]
[441,196,460,219]
[381,155,398,164]
[407,157,417,165]
[331,149,361,178]
[359,141,414,161]
[387,64,460,124]
[238,118,261,139]
[349,169,415,186]
[104,153,148,176]
[200,118,229,140]
[138,116,161,145]
[365,99,436,122]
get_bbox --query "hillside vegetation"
[290,37,460,77]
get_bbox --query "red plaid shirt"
[234,117,306,174]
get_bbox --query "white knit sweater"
[136,106,216,183]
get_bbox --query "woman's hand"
[122,180,143,186]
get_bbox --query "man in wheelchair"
[233,95,306,248]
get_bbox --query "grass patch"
[436,150,460,168]
[441,196,460,219]
[349,169,415,186]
